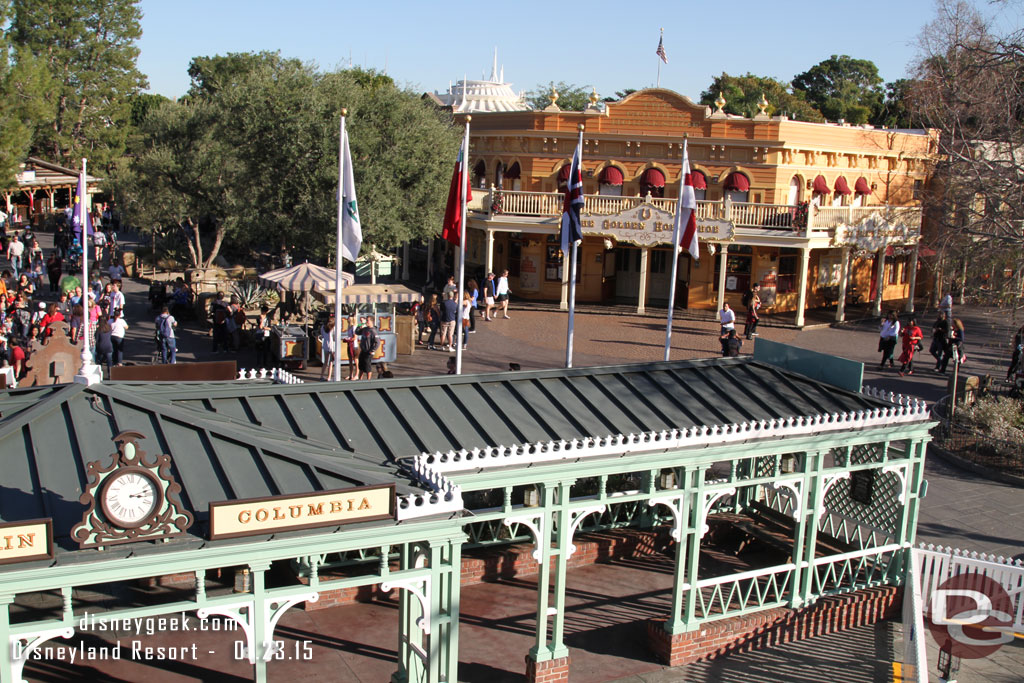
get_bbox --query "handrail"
[481,188,923,234]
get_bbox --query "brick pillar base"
[525,654,570,683]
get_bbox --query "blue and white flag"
[340,128,362,262]
[560,139,583,256]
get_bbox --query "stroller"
[66,240,83,273]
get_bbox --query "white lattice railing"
[916,543,1024,635]
[414,395,929,477]
[811,543,901,596]
[236,368,304,384]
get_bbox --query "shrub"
[959,395,1024,443]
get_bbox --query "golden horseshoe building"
[442,80,936,325]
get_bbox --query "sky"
[136,0,1015,102]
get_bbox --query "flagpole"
[333,110,347,382]
[455,117,471,374]
[657,28,663,88]
[73,159,101,385]
[566,124,584,369]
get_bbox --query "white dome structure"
[434,50,532,113]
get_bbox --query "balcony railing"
[478,188,923,238]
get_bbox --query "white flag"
[340,129,362,262]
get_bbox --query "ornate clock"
[72,431,193,549]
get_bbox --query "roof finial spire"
[491,47,498,82]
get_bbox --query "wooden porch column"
[794,247,811,327]
[637,247,650,314]
[716,246,729,314]
[485,229,495,276]
[402,242,410,280]
[905,244,920,314]
[835,247,851,323]
[426,239,435,285]
[872,247,886,317]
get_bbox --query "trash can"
[395,315,415,355]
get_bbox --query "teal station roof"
[0,358,904,566]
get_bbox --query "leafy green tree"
[113,55,460,267]
[872,79,918,129]
[792,55,883,124]
[11,0,147,170]
[699,73,824,121]
[526,81,592,111]
[603,89,637,102]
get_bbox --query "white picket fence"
[902,543,1024,682]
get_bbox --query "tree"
[113,55,460,267]
[910,0,1024,302]
[699,73,824,121]
[526,81,592,111]
[11,0,147,170]
[603,89,637,103]
[792,55,883,124]
[873,79,918,129]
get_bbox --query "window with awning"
[473,160,487,188]
[504,162,521,179]
[854,177,871,194]
[640,168,666,187]
[812,175,830,195]
[834,176,852,195]
[599,166,624,185]
[690,170,707,190]
[724,172,749,192]
[558,164,571,182]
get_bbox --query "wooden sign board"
[110,360,237,382]
[0,519,53,565]
[209,484,396,540]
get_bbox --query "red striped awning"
[812,175,830,194]
[724,172,749,192]
[854,177,871,195]
[690,171,707,190]
[834,176,852,195]
[599,166,624,185]
[640,168,666,187]
[504,162,521,179]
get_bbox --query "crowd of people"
[413,270,511,352]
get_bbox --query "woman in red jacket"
[898,318,924,376]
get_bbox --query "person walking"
[426,295,441,350]
[94,319,114,378]
[109,308,129,366]
[937,318,966,373]
[898,318,923,376]
[319,318,337,381]
[460,291,472,350]
[878,311,900,370]
[439,291,458,351]
[46,253,62,293]
[938,290,953,319]
[254,305,272,368]
[719,302,736,337]
[722,329,742,357]
[743,284,761,340]
[5,235,23,278]
[482,273,497,321]
[155,306,177,364]
[414,295,428,345]
[930,312,949,367]
[1007,324,1024,383]
[355,322,379,380]
[467,279,479,333]
[496,270,511,319]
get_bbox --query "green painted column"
[428,542,444,682]
[393,543,412,683]
[666,466,692,635]
[548,482,572,660]
[250,563,270,683]
[895,439,927,581]
[682,465,707,628]
[790,451,818,608]
[0,594,12,683]
[530,483,556,660]
[442,536,463,683]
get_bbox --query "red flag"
[676,141,699,261]
[441,142,472,246]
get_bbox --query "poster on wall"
[758,268,778,307]
[520,255,540,291]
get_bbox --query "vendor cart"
[271,324,308,369]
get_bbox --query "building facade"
[456,88,936,324]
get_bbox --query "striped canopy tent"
[258,262,354,292]
[312,283,420,306]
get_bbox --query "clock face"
[100,470,162,528]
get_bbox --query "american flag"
[676,140,698,261]
[560,139,584,255]
[656,35,668,64]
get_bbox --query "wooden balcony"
[474,188,923,239]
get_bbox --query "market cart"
[271,324,308,369]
